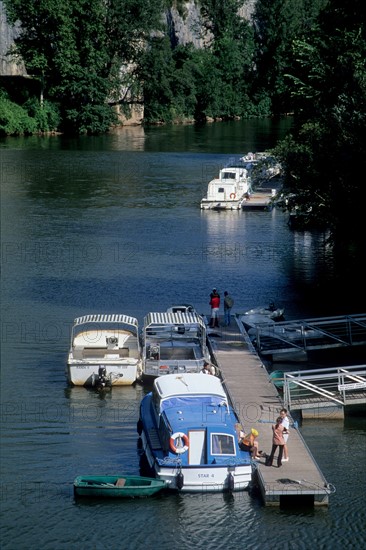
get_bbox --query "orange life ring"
[230,193,236,199]
[170,432,189,454]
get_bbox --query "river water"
[1,119,365,550]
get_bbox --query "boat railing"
[144,359,204,376]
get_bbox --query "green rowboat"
[73,475,167,498]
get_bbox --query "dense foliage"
[2,0,330,130]
[3,0,166,133]
[252,0,328,113]
[273,0,366,238]
[140,2,259,124]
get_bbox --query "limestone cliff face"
[164,1,256,47]
[0,1,26,75]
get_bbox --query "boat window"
[222,173,235,179]
[218,187,225,193]
[211,433,235,455]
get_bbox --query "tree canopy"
[3,0,166,133]
[273,0,366,239]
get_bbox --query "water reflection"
[1,118,365,550]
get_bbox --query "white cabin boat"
[141,311,210,380]
[200,152,282,210]
[67,314,141,387]
[138,373,252,492]
[200,163,251,210]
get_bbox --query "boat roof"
[72,314,138,329]
[144,312,206,329]
[154,373,227,401]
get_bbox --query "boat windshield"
[211,433,236,456]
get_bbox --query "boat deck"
[207,317,333,506]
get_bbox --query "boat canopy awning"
[73,314,138,329]
[144,312,206,330]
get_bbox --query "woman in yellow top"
[239,428,260,459]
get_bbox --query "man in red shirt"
[209,288,220,327]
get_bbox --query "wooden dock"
[208,318,334,506]
[242,188,274,209]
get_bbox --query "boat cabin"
[69,314,140,361]
[150,374,240,465]
[200,165,251,209]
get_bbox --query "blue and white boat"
[137,373,252,492]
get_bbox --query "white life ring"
[170,432,189,454]
[230,193,236,199]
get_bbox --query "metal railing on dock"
[248,313,366,357]
[283,365,366,412]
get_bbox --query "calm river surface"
[1,119,365,550]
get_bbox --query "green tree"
[197,0,256,120]
[274,0,366,240]
[253,0,327,113]
[4,0,166,134]
[139,36,176,123]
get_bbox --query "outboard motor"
[96,366,109,389]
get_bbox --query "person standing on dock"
[266,417,285,468]
[223,291,234,326]
[209,288,220,328]
[280,408,290,461]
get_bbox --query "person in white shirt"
[280,408,290,461]
[201,361,216,375]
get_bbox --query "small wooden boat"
[73,475,167,498]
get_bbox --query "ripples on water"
[1,122,365,549]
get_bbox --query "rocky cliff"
[0,1,26,75]
[165,1,256,47]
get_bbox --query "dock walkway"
[208,317,334,506]
[242,189,274,209]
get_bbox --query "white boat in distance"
[200,152,282,210]
[141,311,210,380]
[200,156,252,210]
[138,373,252,492]
[241,303,285,328]
[67,314,141,387]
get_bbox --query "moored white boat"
[141,311,211,380]
[67,314,141,387]
[200,158,252,210]
[137,373,252,492]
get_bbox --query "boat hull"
[67,316,142,387]
[140,431,251,492]
[73,475,166,498]
[66,361,140,386]
[200,199,245,210]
